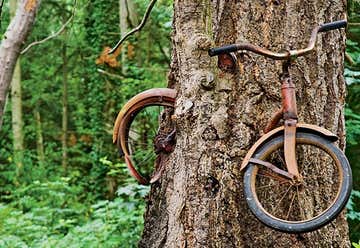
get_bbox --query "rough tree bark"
[140,1,349,247]
[0,0,41,130]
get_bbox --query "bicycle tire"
[243,132,352,233]
[113,88,176,184]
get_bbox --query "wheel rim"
[250,136,343,224]
[119,103,175,182]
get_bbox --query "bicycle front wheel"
[243,132,352,233]
[114,88,176,184]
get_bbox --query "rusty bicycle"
[113,20,352,233]
[113,88,177,185]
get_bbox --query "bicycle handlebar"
[318,20,347,33]
[208,20,347,60]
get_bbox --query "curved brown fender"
[112,88,177,144]
[112,88,177,184]
[240,123,338,171]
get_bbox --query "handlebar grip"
[208,44,239,57]
[318,20,347,33]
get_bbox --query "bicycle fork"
[265,63,300,179]
[281,76,300,179]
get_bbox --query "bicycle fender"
[240,123,338,171]
[112,88,177,144]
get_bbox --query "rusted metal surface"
[284,119,299,178]
[281,73,300,178]
[154,128,176,153]
[241,126,284,171]
[124,155,148,185]
[113,88,176,184]
[113,88,177,143]
[264,108,283,133]
[218,53,237,73]
[249,158,294,180]
[297,123,338,141]
[231,43,290,60]
[209,20,347,60]
[281,77,298,120]
[240,123,338,171]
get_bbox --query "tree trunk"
[61,37,68,171]
[10,0,24,177]
[11,60,24,176]
[34,106,45,167]
[0,0,41,130]
[140,1,350,247]
[119,0,137,73]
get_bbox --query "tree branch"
[345,52,355,66]
[20,0,77,54]
[97,69,124,79]
[108,0,157,54]
[21,14,73,54]
[0,0,4,28]
[0,0,41,130]
[349,22,360,27]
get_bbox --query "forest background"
[0,0,359,247]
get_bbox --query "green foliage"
[0,179,148,247]
[345,6,360,242]
[347,190,360,221]
[353,242,360,248]
[345,108,360,146]
[0,0,172,246]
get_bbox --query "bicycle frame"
[210,20,347,181]
[239,60,341,179]
[261,62,301,178]
[238,60,340,180]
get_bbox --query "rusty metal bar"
[209,20,347,60]
[281,77,298,120]
[284,119,300,178]
[264,108,283,133]
[249,158,294,180]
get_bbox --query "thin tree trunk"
[11,60,24,175]
[140,1,350,247]
[10,0,24,177]
[34,106,45,167]
[0,0,41,130]
[119,0,138,72]
[61,38,68,170]
[119,0,128,73]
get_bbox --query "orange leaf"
[96,46,121,68]
[25,0,37,11]
[127,43,135,59]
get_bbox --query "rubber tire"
[243,132,352,233]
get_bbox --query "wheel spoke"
[272,186,293,213]
[245,132,349,232]
[286,192,297,220]
[258,170,291,184]
[256,180,290,189]
[297,186,306,220]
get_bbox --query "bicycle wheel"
[243,132,352,233]
[113,88,176,184]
